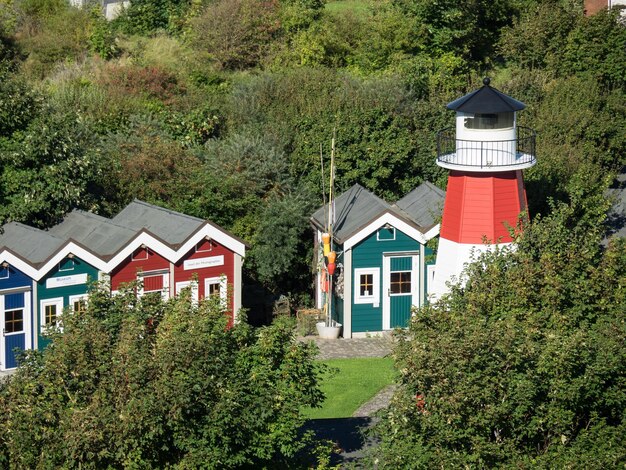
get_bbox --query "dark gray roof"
[112,200,204,246]
[394,181,445,228]
[606,170,626,240]
[0,222,65,265]
[311,182,445,244]
[447,78,526,114]
[311,184,392,244]
[48,210,137,257]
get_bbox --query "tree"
[0,284,327,468]
[369,199,626,467]
[0,110,112,227]
[190,0,281,70]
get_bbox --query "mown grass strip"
[304,357,396,419]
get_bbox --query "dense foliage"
[0,0,624,305]
[369,199,626,467]
[0,286,326,468]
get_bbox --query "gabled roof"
[48,210,136,257]
[394,181,445,229]
[311,182,445,245]
[0,222,65,265]
[447,78,526,114]
[112,200,205,247]
[311,184,392,244]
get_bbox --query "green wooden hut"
[310,182,444,338]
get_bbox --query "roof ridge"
[130,199,205,223]
[70,210,137,232]
[9,222,65,239]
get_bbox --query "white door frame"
[0,289,31,371]
[382,253,419,330]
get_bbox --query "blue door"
[2,292,27,369]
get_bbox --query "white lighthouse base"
[430,238,512,302]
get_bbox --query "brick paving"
[299,334,395,360]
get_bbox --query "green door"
[383,254,418,329]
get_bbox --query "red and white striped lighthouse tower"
[431,78,536,299]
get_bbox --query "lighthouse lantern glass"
[464,112,514,130]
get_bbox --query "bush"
[190,0,281,70]
[369,202,626,467]
[0,284,327,468]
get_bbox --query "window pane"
[208,283,220,297]
[73,300,87,314]
[45,305,57,326]
[5,309,23,333]
[359,274,373,296]
[464,112,514,130]
[390,272,411,294]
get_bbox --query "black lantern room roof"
[446,78,526,114]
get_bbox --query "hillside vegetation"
[0,0,623,303]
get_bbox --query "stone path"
[352,384,398,418]
[299,335,394,360]
[301,335,399,467]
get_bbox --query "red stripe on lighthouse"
[440,171,526,244]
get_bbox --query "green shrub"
[369,202,626,467]
[0,284,327,468]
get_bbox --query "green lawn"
[303,357,396,419]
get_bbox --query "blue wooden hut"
[310,182,444,338]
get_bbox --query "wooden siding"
[352,229,419,333]
[37,256,99,350]
[110,247,170,291]
[173,239,235,320]
[440,171,524,244]
[0,265,32,370]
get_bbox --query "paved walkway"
[299,335,394,360]
[300,335,399,467]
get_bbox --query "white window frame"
[131,248,149,261]
[58,259,75,272]
[68,294,89,314]
[175,280,199,305]
[138,271,169,300]
[40,297,64,333]
[377,227,396,241]
[204,276,227,308]
[195,239,213,253]
[354,268,380,308]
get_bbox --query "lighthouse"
[431,78,536,299]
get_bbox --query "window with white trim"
[204,276,227,308]
[138,271,169,300]
[195,239,213,253]
[40,297,64,332]
[69,294,88,314]
[58,258,75,272]
[131,247,149,261]
[354,268,380,307]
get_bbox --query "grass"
[303,357,396,419]
[325,0,373,17]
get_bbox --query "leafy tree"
[0,110,111,227]
[391,0,515,63]
[189,0,281,70]
[369,199,626,467]
[0,284,327,468]
[248,190,316,292]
